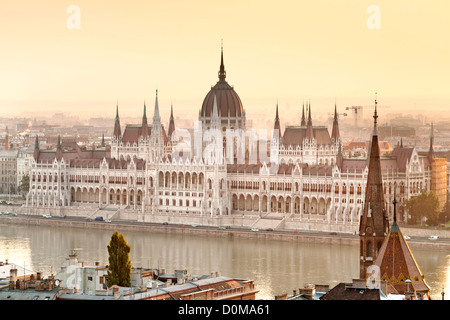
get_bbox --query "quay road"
[1,211,450,248]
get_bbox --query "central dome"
[201,80,243,118]
[199,46,245,129]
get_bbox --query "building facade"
[25,49,443,231]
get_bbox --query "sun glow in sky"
[0,1,449,121]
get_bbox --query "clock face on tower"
[365,227,373,234]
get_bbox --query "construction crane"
[345,105,390,128]
[327,112,348,122]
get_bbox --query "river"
[0,222,448,300]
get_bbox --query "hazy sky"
[0,1,449,122]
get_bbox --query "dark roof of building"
[374,220,430,295]
[282,126,332,146]
[319,282,381,300]
[391,147,414,172]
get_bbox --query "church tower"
[359,94,389,279]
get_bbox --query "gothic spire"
[33,135,40,161]
[359,98,389,279]
[331,102,340,142]
[429,121,434,158]
[274,102,281,139]
[211,94,220,130]
[168,103,175,140]
[141,101,149,138]
[101,133,105,147]
[56,135,63,161]
[373,92,378,136]
[218,40,226,82]
[113,102,121,139]
[301,102,306,126]
[153,89,161,123]
[305,101,314,140]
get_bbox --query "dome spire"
[218,39,226,81]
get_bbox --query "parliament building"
[25,47,446,232]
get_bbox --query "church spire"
[359,96,389,279]
[218,40,226,82]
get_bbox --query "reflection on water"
[0,222,448,300]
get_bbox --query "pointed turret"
[153,90,161,123]
[141,101,149,138]
[359,93,389,279]
[167,103,175,140]
[273,102,281,139]
[113,103,122,139]
[101,133,105,148]
[305,102,314,140]
[56,135,63,161]
[331,103,340,143]
[211,94,220,129]
[300,102,306,126]
[428,122,434,160]
[33,135,40,161]
[335,140,343,169]
[150,89,164,162]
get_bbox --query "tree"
[404,190,440,226]
[19,174,30,195]
[107,230,131,287]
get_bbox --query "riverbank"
[1,213,449,250]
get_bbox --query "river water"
[0,222,448,300]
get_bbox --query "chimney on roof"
[9,268,18,289]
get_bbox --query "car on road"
[404,235,411,240]
[251,228,259,232]
[43,214,52,218]
[105,219,111,223]
[94,216,104,221]
[428,235,439,240]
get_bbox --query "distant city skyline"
[1,1,449,120]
